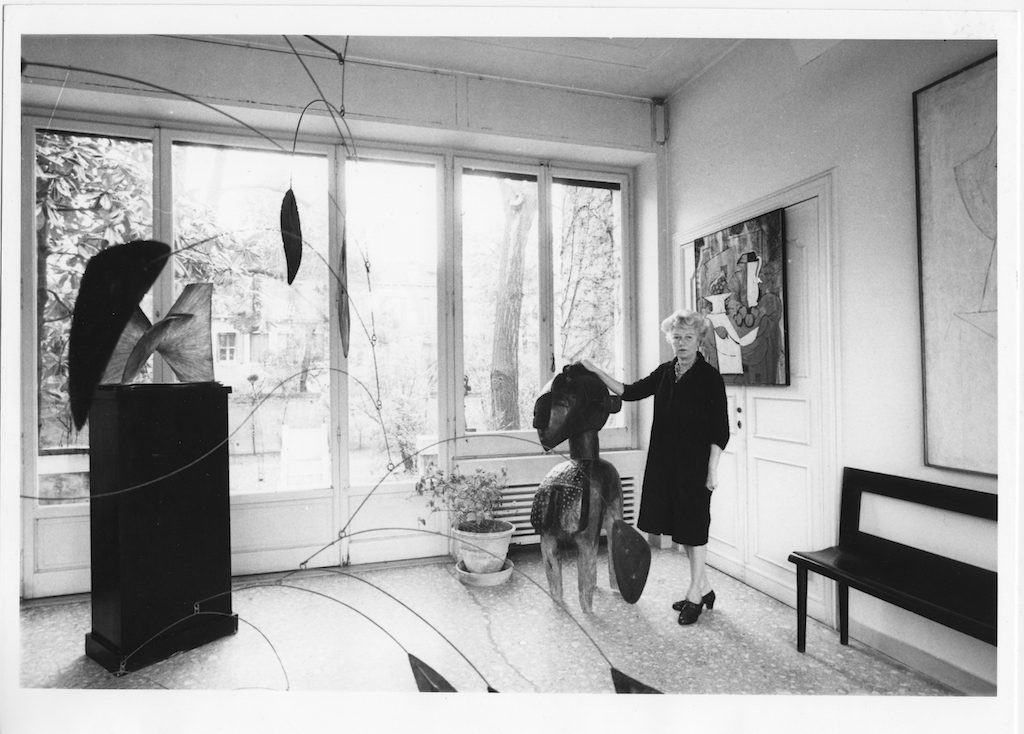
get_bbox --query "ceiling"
[195,35,746,100]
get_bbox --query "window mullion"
[448,155,465,467]
[439,153,458,470]
[538,163,555,380]
[151,126,174,383]
[331,145,348,564]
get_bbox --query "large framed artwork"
[914,54,997,475]
[691,208,789,386]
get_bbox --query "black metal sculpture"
[531,363,651,613]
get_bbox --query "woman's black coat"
[621,353,730,545]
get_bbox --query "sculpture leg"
[540,534,563,604]
[604,496,623,592]
[577,533,598,613]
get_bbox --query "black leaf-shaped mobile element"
[610,519,652,604]
[610,666,662,694]
[68,240,170,429]
[339,232,350,357]
[280,188,303,284]
[408,653,458,692]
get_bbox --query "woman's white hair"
[660,308,710,340]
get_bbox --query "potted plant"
[414,464,515,580]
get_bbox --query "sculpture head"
[532,363,622,451]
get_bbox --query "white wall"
[664,38,1000,688]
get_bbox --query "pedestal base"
[85,614,238,674]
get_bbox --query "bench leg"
[838,582,849,646]
[795,565,808,653]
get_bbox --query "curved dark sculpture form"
[68,240,171,429]
[531,363,650,613]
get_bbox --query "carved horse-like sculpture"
[531,363,635,613]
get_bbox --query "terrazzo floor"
[19,546,958,696]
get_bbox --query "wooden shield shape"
[611,519,651,604]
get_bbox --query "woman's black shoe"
[677,599,703,625]
[672,590,715,612]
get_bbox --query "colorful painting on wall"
[914,54,997,475]
[691,208,789,386]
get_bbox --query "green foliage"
[413,464,507,532]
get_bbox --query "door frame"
[673,169,842,625]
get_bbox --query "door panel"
[707,396,745,572]
[749,457,811,573]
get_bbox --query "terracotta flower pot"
[452,520,515,574]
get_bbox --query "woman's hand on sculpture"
[580,358,625,396]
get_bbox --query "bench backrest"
[838,467,998,550]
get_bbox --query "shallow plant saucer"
[455,559,514,587]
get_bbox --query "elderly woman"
[582,308,729,625]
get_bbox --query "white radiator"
[494,475,639,546]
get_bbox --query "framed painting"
[691,208,789,386]
[914,54,997,475]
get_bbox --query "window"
[552,177,624,427]
[34,129,154,504]
[172,142,330,493]
[217,332,238,362]
[456,162,628,445]
[29,122,632,503]
[345,157,439,486]
[461,169,540,433]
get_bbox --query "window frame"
[23,116,343,494]
[216,331,238,362]
[162,127,342,502]
[22,115,639,495]
[451,156,637,459]
[339,145,446,490]
[23,116,161,490]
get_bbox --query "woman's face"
[667,326,699,362]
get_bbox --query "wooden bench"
[788,467,997,653]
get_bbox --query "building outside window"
[217,332,238,362]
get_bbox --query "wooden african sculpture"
[531,363,651,613]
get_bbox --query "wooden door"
[680,174,838,626]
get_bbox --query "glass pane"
[553,180,623,427]
[173,144,330,494]
[345,158,438,485]
[35,131,154,504]
[461,171,540,432]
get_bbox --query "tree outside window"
[461,168,623,435]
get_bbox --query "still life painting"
[691,208,789,386]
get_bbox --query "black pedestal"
[86,382,237,674]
